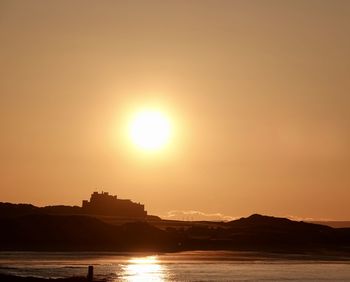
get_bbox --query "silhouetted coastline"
[0,192,149,219]
[1,201,350,256]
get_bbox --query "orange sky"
[1,0,349,220]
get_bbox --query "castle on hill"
[82,191,147,218]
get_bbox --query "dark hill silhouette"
[0,214,176,251]
[0,203,42,217]
[226,214,332,232]
[0,202,83,217]
[213,214,343,250]
[179,214,350,253]
[0,209,350,254]
[0,202,159,221]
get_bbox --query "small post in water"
[87,265,94,282]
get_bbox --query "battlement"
[82,191,147,218]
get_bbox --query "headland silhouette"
[1,191,350,256]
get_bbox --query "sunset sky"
[1,0,349,220]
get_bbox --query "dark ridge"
[0,210,349,253]
[0,214,176,251]
[0,203,42,217]
[227,214,332,231]
[0,199,152,219]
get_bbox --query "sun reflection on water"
[121,256,166,282]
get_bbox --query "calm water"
[0,251,350,281]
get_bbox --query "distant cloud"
[162,210,237,222]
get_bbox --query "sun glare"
[129,110,171,151]
[123,256,165,281]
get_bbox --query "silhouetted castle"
[82,191,147,218]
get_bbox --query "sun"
[129,110,171,151]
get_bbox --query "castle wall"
[81,192,147,217]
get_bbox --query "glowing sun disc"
[130,110,171,150]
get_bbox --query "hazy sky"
[1,0,349,220]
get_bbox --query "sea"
[0,251,350,281]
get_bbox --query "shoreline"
[1,251,350,281]
[1,249,350,262]
[0,273,102,282]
